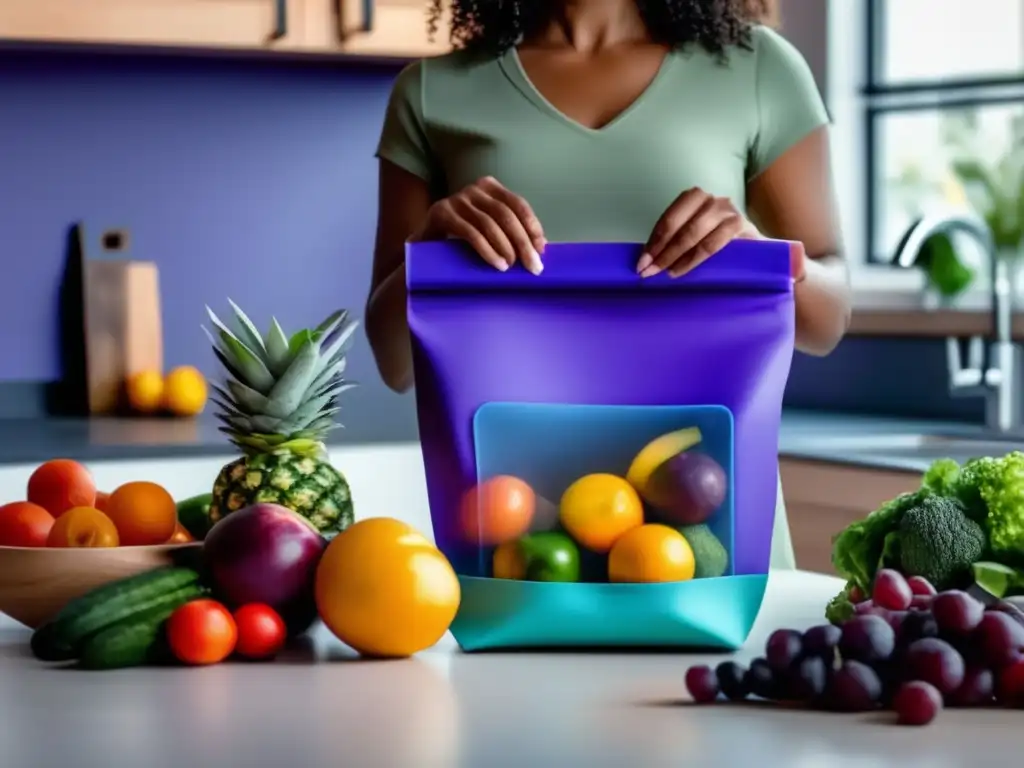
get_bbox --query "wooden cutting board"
[76,224,164,415]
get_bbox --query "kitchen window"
[865,0,1024,264]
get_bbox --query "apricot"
[47,507,119,548]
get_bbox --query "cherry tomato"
[233,604,287,660]
[0,501,55,547]
[167,599,237,665]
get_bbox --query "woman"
[366,0,851,568]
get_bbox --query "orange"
[167,521,195,543]
[47,507,119,548]
[94,491,110,513]
[125,370,164,414]
[27,459,96,518]
[105,481,178,546]
[0,501,55,547]
[608,524,695,583]
[162,365,208,417]
[315,517,461,658]
[458,475,535,546]
[559,473,644,553]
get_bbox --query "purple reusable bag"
[407,240,798,651]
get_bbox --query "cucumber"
[78,588,198,670]
[29,623,67,663]
[176,493,214,540]
[30,567,202,662]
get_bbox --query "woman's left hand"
[637,187,761,278]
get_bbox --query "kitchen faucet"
[892,212,1023,434]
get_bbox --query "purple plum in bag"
[645,450,729,526]
[406,240,798,651]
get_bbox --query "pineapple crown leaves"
[202,302,360,454]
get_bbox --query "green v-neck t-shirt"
[375,26,830,569]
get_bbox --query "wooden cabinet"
[303,0,451,58]
[0,0,307,51]
[0,0,451,58]
[780,457,922,575]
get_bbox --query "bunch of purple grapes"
[685,569,1024,725]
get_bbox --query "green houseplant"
[949,111,1024,252]
[948,110,1024,263]
[909,109,1024,300]
[917,231,976,299]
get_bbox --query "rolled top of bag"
[406,239,802,294]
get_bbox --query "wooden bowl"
[0,543,202,629]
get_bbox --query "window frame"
[862,0,1024,266]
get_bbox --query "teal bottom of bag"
[449,573,769,652]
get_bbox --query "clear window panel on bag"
[462,402,734,585]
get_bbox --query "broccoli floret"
[922,457,962,497]
[831,490,926,593]
[952,456,996,523]
[825,582,858,625]
[955,452,1024,562]
[898,495,987,590]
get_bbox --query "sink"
[790,433,1024,466]
[850,442,1024,465]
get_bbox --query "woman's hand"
[411,176,546,275]
[637,187,761,278]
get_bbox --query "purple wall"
[0,47,984,431]
[0,48,397,383]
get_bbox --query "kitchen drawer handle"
[269,0,288,40]
[363,0,374,31]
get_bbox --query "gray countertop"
[0,405,418,465]
[1,569,1016,767]
[778,411,987,473]
[0,408,981,469]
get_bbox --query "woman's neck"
[535,0,649,52]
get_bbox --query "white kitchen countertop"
[0,569,1017,768]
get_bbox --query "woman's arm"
[365,160,432,393]
[747,125,852,356]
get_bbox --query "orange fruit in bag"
[458,475,535,546]
[608,524,695,583]
[559,473,643,554]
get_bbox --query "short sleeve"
[748,27,831,179]
[375,60,435,181]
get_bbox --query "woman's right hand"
[410,176,546,275]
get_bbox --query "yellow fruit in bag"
[625,427,703,497]
[559,473,643,554]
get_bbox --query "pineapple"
[204,301,358,537]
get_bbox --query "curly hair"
[428,0,771,59]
